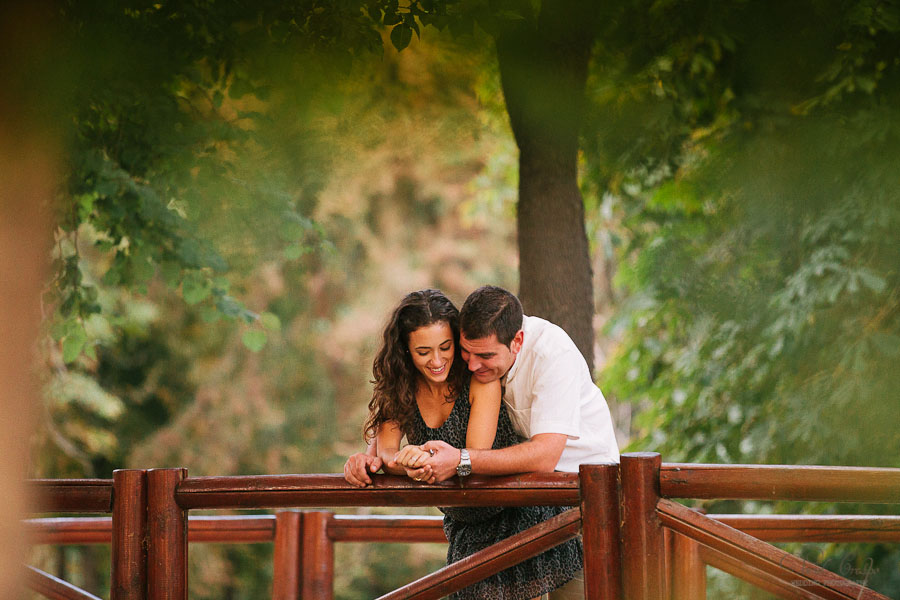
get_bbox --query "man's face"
[460,330,523,384]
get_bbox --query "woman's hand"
[404,464,435,484]
[394,444,431,468]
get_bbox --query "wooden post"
[272,511,302,600]
[147,468,187,600]
[112,469,148,600]
[300,511,333,600]
[670,533,705,600]
[580,463,622,600]
[620,453,665,600]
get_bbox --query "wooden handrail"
[27,515,280,544]
[25,565,103,600]
[30,479,113,513]
[376,507,582,600]
[174,472,580,510]
[657,499,890,600]
[25,460,900,600]
[327,515,446,543]
[711,514,900,543]
[28,512,900,546]
[660,464,900,503]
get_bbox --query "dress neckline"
[416,385,467,431]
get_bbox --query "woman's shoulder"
[467,376,501,403]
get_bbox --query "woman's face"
[407,321,455,385]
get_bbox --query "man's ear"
[510,330,524,354]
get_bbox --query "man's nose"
[466,356,480,371]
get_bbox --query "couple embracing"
[344,286,620,599]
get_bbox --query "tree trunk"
[494,2,598,373]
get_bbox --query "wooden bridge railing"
[26,453,900,600]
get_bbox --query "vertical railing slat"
[147,468,187,600]
[112,469,148,600]
[272,511,302,600]
[621,453,665,600]
[580,463,622,600]
[300,511,333,600]
[670,533,705,600]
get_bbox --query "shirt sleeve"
[527,347,585,439]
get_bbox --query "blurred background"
[3,0,899,598]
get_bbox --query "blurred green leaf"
[260,312,281,331]
[241,329,267,352]
[62,325,88,363]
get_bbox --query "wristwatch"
[456,449,472,477]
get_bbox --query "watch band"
[456,448,472,477]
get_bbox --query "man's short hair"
[460,285,523,346]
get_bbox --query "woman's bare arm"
[466,378,501,449]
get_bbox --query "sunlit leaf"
[242,329,267,352]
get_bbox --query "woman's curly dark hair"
[363,289,468,442]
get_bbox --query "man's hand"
[343,452,383,487]
[421,440,462,483]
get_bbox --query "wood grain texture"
[272,512,301,600]
[658,499,889,600]
[25,565,103,600]
[147,469,187,600]
[327,515,446,543]
[660,464,900,503]
[111,470,147,600]
[29,480,113,514]
[579,463,621,600]
[621,453,665,600]
[300,512,333,600]
[175,473,580,510]
[376,508,582,600]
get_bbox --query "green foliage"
[44,0,389,362]
[590,1,900,595]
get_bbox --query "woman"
[364,289,581,600]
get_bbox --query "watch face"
[457,463,472,477]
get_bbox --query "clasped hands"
[343,440,461,487]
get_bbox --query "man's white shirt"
[502,315,620,472]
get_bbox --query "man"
[343,285,620,482]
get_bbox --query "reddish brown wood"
[670,533,705,600]
[29,512,900,548]
[25,565,103,600]
[377,507,582,600]
[27,515,277,545]
[712,514,900,543]
[272,512,301,600]
[175,473,580,510]
[147,468,187,600]
[579,463,621,600]
[660,464,900,503]
[188,516,276,543]
[26,517,113,544]
[29,479,113,513]
[111,469,147,600]
[620,453,665,600]
[698,544,825,600]
[657,498,889,600]
[301,511,334,600]
[327,515,446,543]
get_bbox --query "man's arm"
[421,433,566,483]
